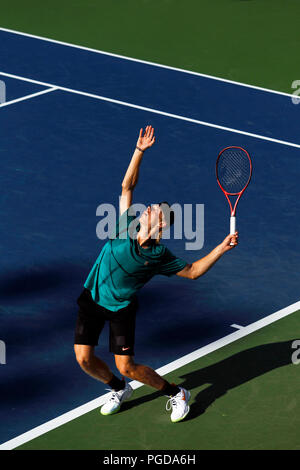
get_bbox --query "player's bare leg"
[114,355,168,390]
[74,344,113,383]
[111,354,190,422]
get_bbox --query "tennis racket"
[216,146,252,244]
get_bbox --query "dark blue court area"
[0,29,299,444]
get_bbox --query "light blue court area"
[0,28,299,445]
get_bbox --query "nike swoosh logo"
[122,347,130,351]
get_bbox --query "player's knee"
[75,354,91,370]
[74,346,93,370]
[77,357,92,370]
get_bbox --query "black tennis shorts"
[74,289,138,356]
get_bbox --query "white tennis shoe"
[100,383,133,415]
[166,387,191,423]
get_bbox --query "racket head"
[216,146,252,196]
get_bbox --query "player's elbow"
[189,264,198,280]
[177,264,197,280]
[121,182,134,192]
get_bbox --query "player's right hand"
[220,231,239,252]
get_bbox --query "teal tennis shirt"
[84,208,188,311]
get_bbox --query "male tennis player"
[74,126,238,423]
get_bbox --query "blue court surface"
[0,29,299,444]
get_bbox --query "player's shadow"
[0,261,118,298]
[0,264,85,298]
[122,340,297,420]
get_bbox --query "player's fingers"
[227,231,238,240]
[228,235,238,246]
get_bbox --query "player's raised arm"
[176,232,238,280]
[120,126,156,215]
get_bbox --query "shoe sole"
[100,405,121,416]
[100,387,133,416]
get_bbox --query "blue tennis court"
[0,28,299,445]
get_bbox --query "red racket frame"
[216,146,252,217]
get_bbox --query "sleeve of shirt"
[110,207,137,239]
[156,247,188,277]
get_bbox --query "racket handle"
[230,216,236,234]
[230,216,236,246]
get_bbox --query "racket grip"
[230,216,236,246]
[230,216,236,234]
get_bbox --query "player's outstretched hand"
[136,125,155,151]
[220,231,239,253]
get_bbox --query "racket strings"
[217,149,251,194]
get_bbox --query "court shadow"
[0,260,121,299]
[122,340,297,420]
[0,263,86,298]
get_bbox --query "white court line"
[0,26,295,100]
[0,300,299,450]
[1,71,300,149]
[231,324,244,330]
[0,87,58,108]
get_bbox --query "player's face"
[140,204,164,234]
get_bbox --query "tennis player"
[74,126,238,423]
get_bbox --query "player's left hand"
[136,125,155,151]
